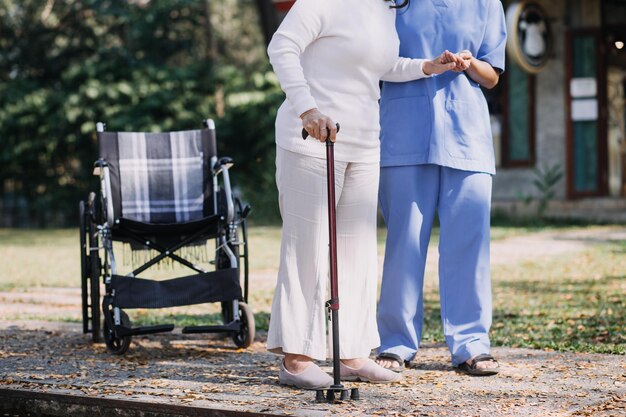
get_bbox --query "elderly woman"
[265,0,456,389]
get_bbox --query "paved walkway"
[0,322,625,417]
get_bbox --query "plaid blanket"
[118,131,204,223]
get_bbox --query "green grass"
[1,226,624,354]
[126,310,271,332]
[0,225,522,290]
[0,228,80,289]
[420,240,626,354]
[0,226,283,290]
[492,241,626,354]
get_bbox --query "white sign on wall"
[570,78,597,98]
[571,99,598,121]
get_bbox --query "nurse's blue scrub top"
[380,0,507,175]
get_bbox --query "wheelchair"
[79,119,253,355]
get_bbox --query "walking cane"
[302,124,360,403]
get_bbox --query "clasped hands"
[301,50,473,143]
[423,49,472,75]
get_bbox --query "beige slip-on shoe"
[340,359,402,383]
[278,361,333,390]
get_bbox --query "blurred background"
[0,0,285,227]
[1,0,625,227]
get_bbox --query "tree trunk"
[204,0,217,60]
[255,0,278,47]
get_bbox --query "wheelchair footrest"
[181,321,240,334]
[117,324,175,337]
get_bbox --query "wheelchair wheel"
[235,197,250,304]
[80,195,102,343]
[79,200,89,334]
[87,193,102,343]
[219,198,251,323]
[103,309,132,355]
[232,302,255,349]
[218,229,240,327]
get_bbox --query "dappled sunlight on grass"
[419,242,626,354]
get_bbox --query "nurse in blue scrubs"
[376,0,507,375]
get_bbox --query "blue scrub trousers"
[377,164,493,366]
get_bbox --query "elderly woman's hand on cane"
[300,108,338,143]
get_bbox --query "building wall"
[569,0,601,28]
[493,0,568,200]
[493,0,606,201]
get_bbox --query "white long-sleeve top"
[267,0,430,163]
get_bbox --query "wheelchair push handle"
[204,118,217,147]
[301,123,340,144]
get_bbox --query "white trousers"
[267,147,381,360]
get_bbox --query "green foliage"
[216,71,283,223]
[531,163,564,216]
[0,0,281,226]
[513,163,564,223]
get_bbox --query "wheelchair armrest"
[219,156,233,166]
[92,159,108,176]
[212,157,234,172]
[212,157,235,224]
[93,158,115,227]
